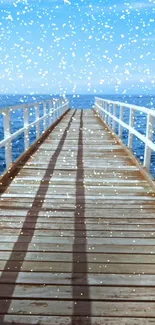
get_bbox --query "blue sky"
[0,0,155,94]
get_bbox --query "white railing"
[94,97,155,171]
[0,98,69,172]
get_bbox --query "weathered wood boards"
[0,109,155,324]
[0,316,154,325]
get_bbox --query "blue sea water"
[0,93,155,177]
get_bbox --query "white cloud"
[128,1,155,9]
[64,0,71,4]
[112,1,155,12]
[0,0,13,3]
[0,0,26,4]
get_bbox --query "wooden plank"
[2,220,155,229]
[1,228,155,238]
[1,242,155,254]
[2,192,155,199]
[1,271,155,285]
[1,202,155,209]
[2,179,149,187]
[1,235,155,245]
[1,251,155,263]
[1,299,155,316]
[0,316,154,325]
[1,210,155,218]
[4,185,152,195]
[0,261,155,273]
[1,213,155,220]
[1,284,155,300]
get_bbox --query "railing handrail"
[0,97,69,173]
[94,97,155,172]
[95,96,155,117]
[0,98,65,113]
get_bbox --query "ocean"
[0,94,155,178]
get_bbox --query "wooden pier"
[0,106,155,324]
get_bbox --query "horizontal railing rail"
[0,98,69,173]
[94,97,155,172]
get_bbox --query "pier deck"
[0,109,155,324]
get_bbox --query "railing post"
[53,102,56,122]
[43,102,47,131]
[62,100,66,114]
[96,98,99,115]
[47,100,51,127]
[101,101,104,120]
[49,100,53,124]
[24,104,29,150]
[107,103,110,125]
[100,100,102,119]
[57,100,60,119]
[3,110,12,169]
[108,103,112,126]
[112,104,116,132]
[107,102,109,124]
[55,101,57,121]
[144,114,154,170]
[105,102,108,123]
[35,103,40,138]
[56,100,59,120]
[119,106,123,137]
[128,108,134,148]
[60,99,64,116]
